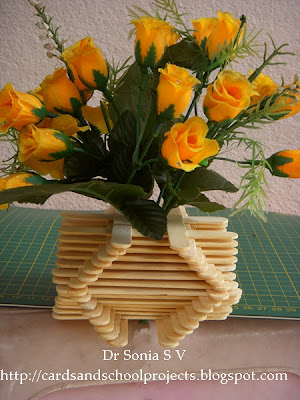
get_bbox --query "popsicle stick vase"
[53,206,242,348]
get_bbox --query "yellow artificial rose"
[161,116,219,172]
[35,68,81,114]
[192,17,218,45]
[157,64,200,119]
[0,83,45,133]
[267,150,300,178]
[82,105,112,134]
[38,114,88,137]
[203,70,258,122]
[131,17,179,68]
[62,37,108,90]
[205,11,243,59]
[277,82,300,119]
[0,173,35,209]
[18,124,73,179]
[250,71,278,105]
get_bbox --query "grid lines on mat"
[0,207,60,306]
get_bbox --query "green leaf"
[189,198,226,212]
[0,180,146,207]
[120,199,167,240]
[180,168,238,193]
[176,190,225,213]
[109,110,137,152]
[110,62,152,123]
[64,130,108,179]
[158,40,206,71]
[64,150,107,179]
[0,180,167,239]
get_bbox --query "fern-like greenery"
[107,57,132,97]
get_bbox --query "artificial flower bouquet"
[0,0,299,240]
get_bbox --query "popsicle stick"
[107,319,128,347]
[156,319,179,348]
[89,306,111,326]
[53,207,241,348]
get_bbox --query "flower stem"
[100,101,112,135]
[127,122,163,184]
[30,2,65,54]
[215,156,260,165]
[132,72,149,165]
[162,170,186,212]
[102,88,125,144]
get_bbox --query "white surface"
[0,307,299,400]
[0,0,299,214]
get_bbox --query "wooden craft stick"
[170,313,194,335]
[96,314,121,340]
[167,208,191,251]
[107,319,128,347]
[89,306,111,326]
[176,309,199,329]
[156,319,179,348]
[93,309,116,333]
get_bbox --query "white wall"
[0,0,299,215]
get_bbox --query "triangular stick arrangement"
[53,206,242,347]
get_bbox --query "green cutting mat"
[0,206,299,319]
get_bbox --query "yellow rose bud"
[35,68,81,114]
[205,11,243,59]
[82,105,112,134]
[277,82,300,119]
[5,173,36,189]
[203,70,258,122]
[18,124,73,178]
[157,64,200,119]
[0,173,35,209]
[131,17,179,68]
[250,71,278,106]
[0,83,46,133]
[161,116,219,172]
[191,17,218,45]
[267,150,300,178]
[62,37,108,90]
[38,114,88,137]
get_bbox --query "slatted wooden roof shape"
[53,206,242,347]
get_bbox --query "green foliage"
[230,141,271,221]
[0,180,166,239]
[158,40,205,71]
[109,62,153,123]
[121,199,167,239]
[107,56,132,97]
[180,168,238,193]
[29,2,65,54]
